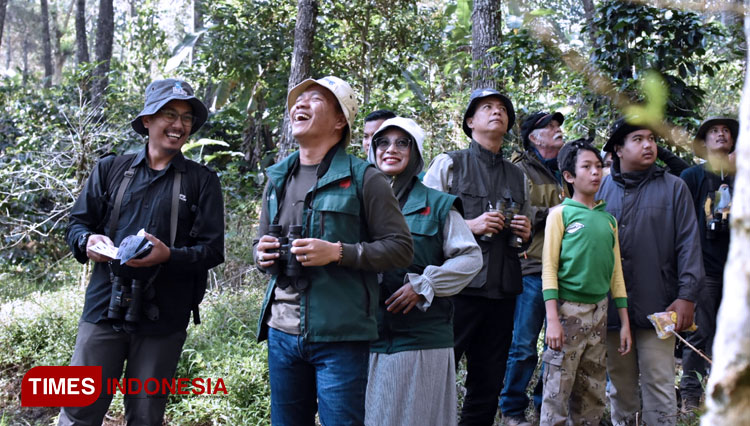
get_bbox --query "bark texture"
[277,0,317,160]
[0,0,8,51]
[40,0,54,87]
[701,9,750,426]
[75,0,88,65]
[91,0,114,107]
[471,0,501,91]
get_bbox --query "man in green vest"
[253,76,413,425]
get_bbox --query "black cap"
[131,79,208,136]
[462,88,516,138]
[520,111,565,150]
[692,116,739,158]
[603,118,649,153]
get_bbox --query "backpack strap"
[107,157,138,241]
[170,170,182,247]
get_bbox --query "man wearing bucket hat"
[678,116,738,411]
[253,76,413,425]
[423,88,532,425]
[61,79,224,425]
[596,118,703,426]
[500,111,567,426]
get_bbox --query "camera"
[706,215,729,240]
[264,225,308,291]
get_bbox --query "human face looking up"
[466,97,509,140]
[563,149,603,202]
[142,99,193,155]
[530,119,564,159]
[374,128,412,177]
[290,84,346,145]
[616,129,656,173]
[704,124,734,156]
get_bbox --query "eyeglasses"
[373,137,411,152]
[158,109,195,127]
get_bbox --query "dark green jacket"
[370,181,458,353]
[257,148,379,342]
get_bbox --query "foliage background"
[0,0,743,424]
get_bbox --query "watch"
[78,232,93,252]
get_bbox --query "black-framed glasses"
[158,109,195,127]
[373,137,411,152]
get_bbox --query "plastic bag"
[647,311,698,339]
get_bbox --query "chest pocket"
[455,180,488,220]
[406,215,442,270]
[311,189,362,243]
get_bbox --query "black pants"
[680,275,723,400]
[453,295,517,426]
[58,321,187,426]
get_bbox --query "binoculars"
[107,269,159,333]
[264,224,306,290]
[480,200,524,248]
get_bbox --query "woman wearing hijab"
[365,117,482,425]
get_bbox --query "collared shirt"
[66,145,224,334]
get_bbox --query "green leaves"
[623,70,666,127]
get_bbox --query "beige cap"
[287,76,358,145]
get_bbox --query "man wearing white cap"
[253,76,413,425]
[61,79,225,425]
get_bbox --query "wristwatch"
[78,232,93,252]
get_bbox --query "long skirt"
[365,347,457,426]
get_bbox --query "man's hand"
[619,323,632,356]
[666,298,696,332]
[385,283,425,314]
[466,211,505,236]
[256,235,280,268]
[510,214,532,242]
[126,232,170,268]
[290,238,340,266]
[86,234,115,263]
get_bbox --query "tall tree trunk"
[75,0,89,64]
[51,0,74,84]
[471,0,501,90]
[40,0,54,88]
[0,0,8,51]
[276,0,317,161]
[581,0,597,50]
[22,37,30,86]
[701,9,750,425]
[91,0,114,108]
[193,0,203,53]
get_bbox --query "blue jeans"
[267,327,369,426]
[500,274,545,417]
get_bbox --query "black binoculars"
[264,224,307,290]
[480,200,523,248]
[107,269,159,332]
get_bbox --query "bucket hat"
[131,79,208,136]
[462,88,515,138]
[287,76,359,145]
[692,116,739,158]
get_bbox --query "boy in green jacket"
[540,140,632,425]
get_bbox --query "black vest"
[447,141,525,299]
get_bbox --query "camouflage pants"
[540,298,608,426]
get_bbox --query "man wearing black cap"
[500,111,567,426]
[678,116,738,410]
[596,118,703,426]
[60,79,224,425]
[423,88,532,425]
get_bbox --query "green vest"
[257,147,378,343]
[370,181,458,353]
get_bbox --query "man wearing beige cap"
[253,76,413,425]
